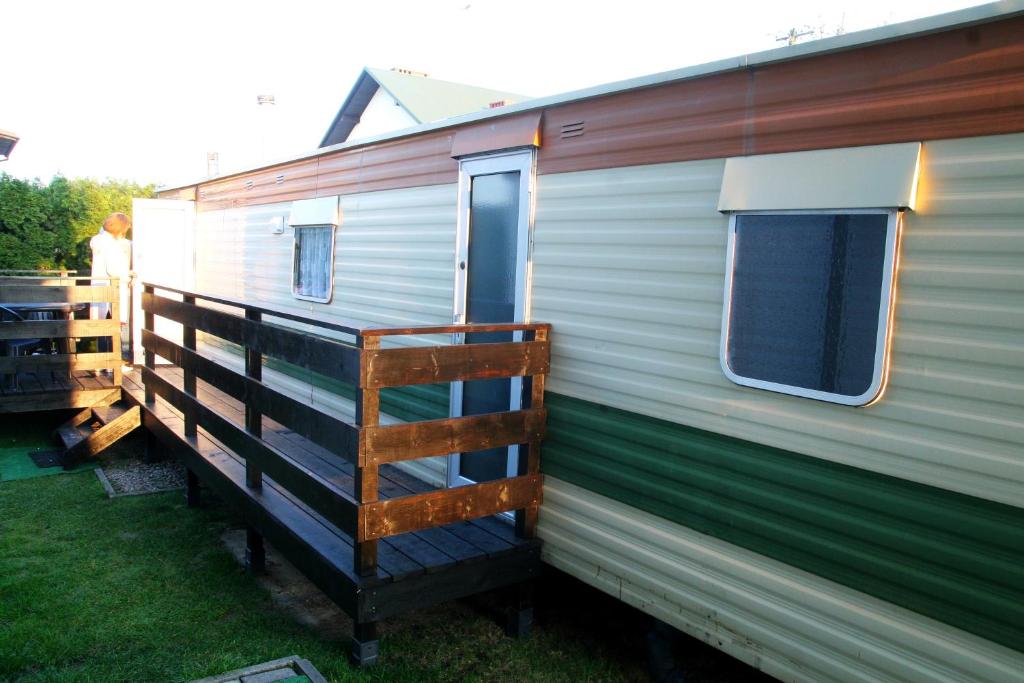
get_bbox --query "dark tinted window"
[725,213,890,398]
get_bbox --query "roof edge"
[318,68,381,147]
[160,1,1024,192]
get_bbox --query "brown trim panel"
[164,16,1024,208]
[538,17,1024,173]
[157,186,197,201]
[197,158,319,212]
[315,129,457,198]
[451,111,542,157]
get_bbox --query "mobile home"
[138,4,1024,680]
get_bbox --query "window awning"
[718,142,921,212]
[289,197,340,227]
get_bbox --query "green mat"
[0,412,96,482]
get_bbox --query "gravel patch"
[101,459,186,496]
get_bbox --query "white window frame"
[290,223,337,304]
[719,208,902,407]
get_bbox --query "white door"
[131,198,195,363]
[447,150,535,487]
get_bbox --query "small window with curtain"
[292,224,335,303]
[720,209,900,406]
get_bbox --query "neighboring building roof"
[320,67,530,147]
[164,0,1024,192]
[0,130,18,161]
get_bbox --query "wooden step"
[60,405,142,470]
[54,407,95,451]
[56,422,87,451]
[92,403,129,426]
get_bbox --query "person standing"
[90,212,133,371]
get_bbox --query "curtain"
[293,225,333,300]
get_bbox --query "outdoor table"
[0,302,89,354]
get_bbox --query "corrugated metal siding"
[197,158,320,212]
[187,132,458,211]
[537,15,1024,175]
[192,183,459,485]
[539,477,1024,683]
[315,130,457,198]
[195,183,458,330]
[530,133,1024,508]
[541,392,1024,652]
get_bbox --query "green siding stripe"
[541,393,1024,653]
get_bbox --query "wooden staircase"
[56,390,142,469]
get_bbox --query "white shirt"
[90,229,131,322]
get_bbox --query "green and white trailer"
[137,3,1024,680]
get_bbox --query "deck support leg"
[245,525,265,575]
[185,468,201,507]
[350,621,380,667]
[505,580,534,639]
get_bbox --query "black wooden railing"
[141,283,549,578]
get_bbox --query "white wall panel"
[192,184,458,486]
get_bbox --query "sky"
[1,0,987,187]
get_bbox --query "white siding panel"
[192,184,458,487]
[540,478,1024,683]
[531,134,1024,507]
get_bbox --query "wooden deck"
[123,367,540,593]
[134,283,550,664]
[0,369,119,413]
[0,274,124,413]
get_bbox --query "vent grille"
[243,180,254,190]
[275,174,285,184]
[560,121,585,138]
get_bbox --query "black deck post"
[143,284,155,405]
[244,309,263,489]
[185,468,201,508]
[352,332,381,666]
[243,309,266,574]
[245,525,265,574]
[515,326,546,539]
[505,580,535,638]
[351,621,380,667]
[182,294,197,438]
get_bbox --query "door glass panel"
[460,171,520,482]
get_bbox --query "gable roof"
[0,130,18,161]
[320,67,530,147]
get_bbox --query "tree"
[0,173,156,272]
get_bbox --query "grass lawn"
[1,470,657,682]
[0,439,771,683]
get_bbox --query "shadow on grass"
[0,466,773,683]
